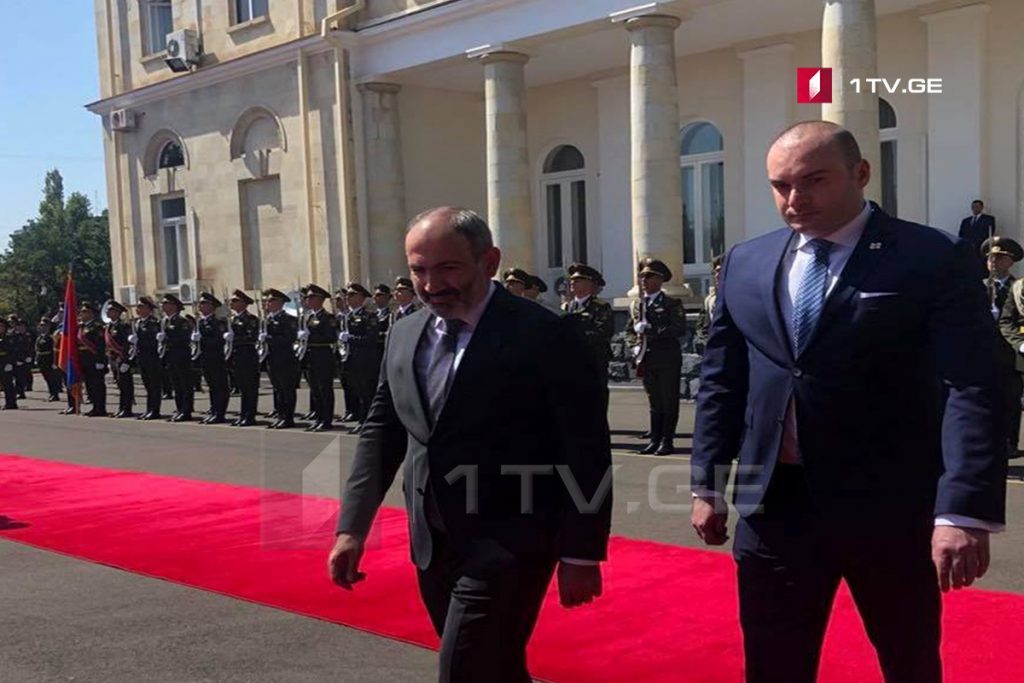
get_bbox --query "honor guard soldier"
[103,300,135,418]
[35,316,62,401]
[132,297,164,420]
[695,254,723,351]
[333,288,355,423]
[524,274,548,301]
[989,236,1024,458]
[391,277,421,323]
[563,263,614,413]
[0,318,18,409]
[227,290,261,427]
[262,288,299,429]
[77,302,108,417]
[503,267,530,296]
[8,316,32,398]
[625,258,687,455]
[340,283,381,433]
[160,294,195,422]
[373,284,393,347]
[301,284,338,432]
[194,292,230,424]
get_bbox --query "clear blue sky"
[0,0,106,250]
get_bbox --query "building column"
[921,4,989,232]
[477,51,535,272]
[738,44,795,239]
[358,82,408,282]
[821,0,880,203]
[625,14,687,296]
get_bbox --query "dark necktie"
[424,317,465,424]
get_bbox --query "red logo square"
[797,68,832,104]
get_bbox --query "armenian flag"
[57,271,82,413]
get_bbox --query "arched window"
[158,140,185,169]
[680,122,725,297]
[879,98,898,216]
[230,107,285,160]
[541,145,588,270]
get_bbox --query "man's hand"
[692,496,729,546]
[932,526,990,592]
[557,562,603,608]
[328,533,366,590]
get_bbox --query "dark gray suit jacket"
[337,284,612,571]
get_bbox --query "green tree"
[0,169,113,321]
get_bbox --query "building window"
[159,196,190,287]
[680,122,725,297]
[158,141,185,169]
[142,0,173,56]
[234,0,269,24]
[879,98,898,216]
[541,145,587,270]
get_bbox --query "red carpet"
[0,452,1021,682]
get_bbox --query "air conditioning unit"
[164,29,200,73]
[178,279,199,304]
[111,109,136,131]
[118,285,138,305]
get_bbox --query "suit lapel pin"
[869,242,882,250]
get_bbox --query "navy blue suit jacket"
[958,213,996,255]
[692,204,1007,523]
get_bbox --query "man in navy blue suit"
[960,200,997,278]
[691,121,1006,682]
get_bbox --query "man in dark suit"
[959,199,996,277]
[692,121,1006,682]
[328,207,611,683]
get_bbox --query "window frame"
[140,0,173,57]
[879,98,898,217]
[680,121,726,298]
[541,152,588,271]
[157,196,190,288]
[232,0,270,26]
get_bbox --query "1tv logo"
[797,68,832,104]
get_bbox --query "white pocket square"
[859,291,900,299]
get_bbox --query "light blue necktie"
[792,239,834,356]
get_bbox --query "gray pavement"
[0,384,1021,681]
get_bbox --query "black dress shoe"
[266,411,279,420]
[340,412,355,423]
[655,440,675,456]
[171,413,192,423]
[275,420,296,430]
[85,409,108,417]
[61,406,76,415]
[2,405,19,411]
[141,412,162,421]
[119,412,136,419]
[236,417,257,427]
[17,393,26,400]
[639,441,660,455]
[640,431,651,440]
[302,411,317,421]
[48,395,60,402]
[207,416,227,425]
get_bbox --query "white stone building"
[87,0,1024,306]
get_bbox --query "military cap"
[230,289,254,305]
[982,236,1024,262]
[568,263,606,287]
[638,257,673,283]
[711,253,724,269]
[79,301,99,314]
[304,283,330,299]
[528,275,548,293]
[261,288,290,303]
[104,299,127,314]
[160,293,184,308]
[333,288,347,300]
[374,284,392,297]
[394,277,414,291]
[6,313,20,323]
[347,282,372,298]
[198,292,223,308]
[503,267,531,286]
[136,296,157,309]
[39,315,53,325]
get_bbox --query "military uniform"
[8,319,33,398]
[374,284,393,350]
[989,237,1024,457]
[302,284,339,431]
[391,300,421,325]
[104,301,135,418]
[35,320,62,401]
[334,294,354,422]
[77,303,108,417]
[0,322,17,409]
[562,263,614,413]
[625,259,687,455]
[262,289,299,429]
[133,298,164,419]
[161,295,195,421]
[340,283,381,428]
[195,293,230,424]
[228,290,261,426]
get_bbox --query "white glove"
[24,356,32,363]
[156,332,167,342]
[339,331,351,343]
[633,321,649,334]
[3,364,11,373]
[128,334,138,344]
[95,363,105,370]
[119,363,130,373]
[223,331,234,341]
[297,329,310,340]
[190,331,201,342]
[258,332,268,342]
